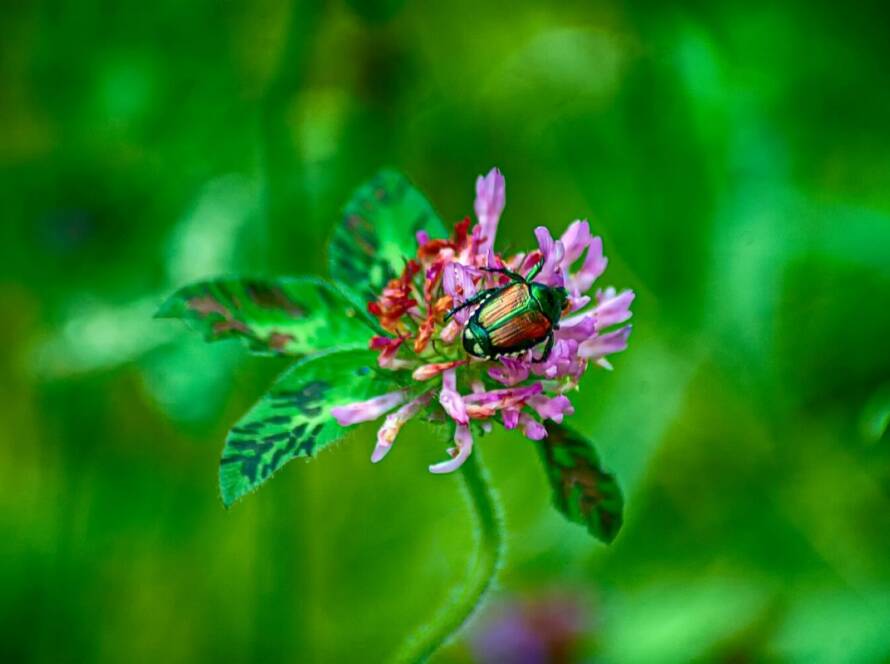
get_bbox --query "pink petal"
[534,226,566,287]
[571,236,607,293]
[569,294,591,312]
[528,394,575,423]
[519,413,547,440]
[442,263,479,323]
[463,383,543,406]
[371,390,434,463]
[439,319,462,343]
[502,408,520,429]
[475,168,506,219]
[429,424,474,474]
[531,338,586,380]
[557,312,597,342]
[438,368,468,425]
[578,325,632,360]
[594,289,635,328]
[488,357,530,386]
[331,390,408,426]
[474,168,506,257]
[413,359,468,382]
[560,220,593,265]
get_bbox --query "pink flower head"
[334,168,633,473]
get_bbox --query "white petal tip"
[428,445,471,474]
[370,445,390,463]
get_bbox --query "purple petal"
[438,368,468,425]
[416,229,430,246]
[557,312,597,342]
[528,395,575,423]
[473,380,495,435]
[560,220,593,265]
[488,357,530,386]
[594,288,635,328]
[463,383,542,406]
[331,390,408,426]
[429,424,474,474]
[475,168,506,221]
[533,227,566,286]
[371,390,434,463]
[531,338,585,380]
[520,413,547,440]
[502,408,520,429]
[578,325,632,360]
[442,263,479,323]
[571,236,607,293]
[439,318,461,343]
[468,223,485,261]
[569,294,591,312]
[474,168,506,256]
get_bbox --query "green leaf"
[536,424,624,543]
[156,276,372,356]
[328,170,448,305]
[219,349,400,507]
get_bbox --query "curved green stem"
[393,450,504,663]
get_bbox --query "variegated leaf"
[156,276,372,356]
[219,349,399,506]
[328,170,448,305]
[537,424,623,543]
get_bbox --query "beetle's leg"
[444,288,496,322]
[532,331,555,363]
[479,266,525,282]
[524,257,545,281]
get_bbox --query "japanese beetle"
[445,260,568,362]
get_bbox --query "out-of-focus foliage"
[1,0,889,662]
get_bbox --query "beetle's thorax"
[528,282,568,324]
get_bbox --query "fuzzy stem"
[393,450,504,663]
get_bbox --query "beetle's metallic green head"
[530,283,569,324]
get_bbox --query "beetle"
[444,259,569,362]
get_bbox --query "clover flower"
[471,592,588,664]
[160,166,629,542]
[332,168,634,473]
[160,167,631,661]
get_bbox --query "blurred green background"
[3,1,890,662]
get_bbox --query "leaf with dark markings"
[156,276,373,356]
[218,349,400,507]
[536,424,623,543]
[328,170,448,307]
